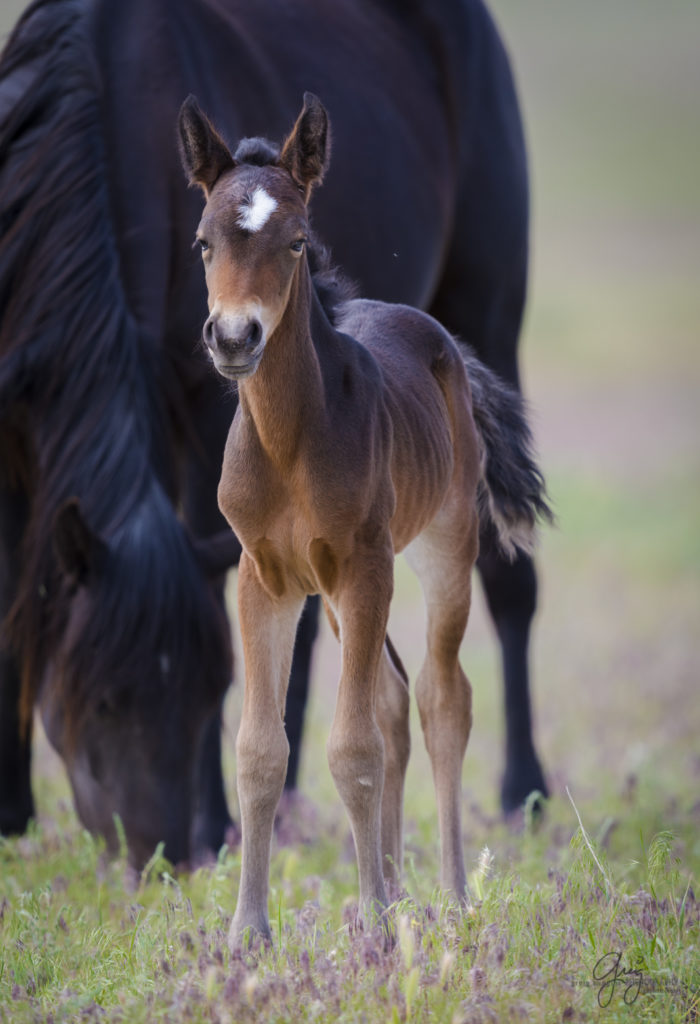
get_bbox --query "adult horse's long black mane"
[1,0,214,712]
[0,0,546,863]
[0,0,234,862]
[0,0,219,696]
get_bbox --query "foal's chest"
[217,419,328,590]
[218,404,383,603]
[217,420,283,541]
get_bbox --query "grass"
[2,0,700,1020]
[1,791,698,1022]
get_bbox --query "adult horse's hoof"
[500,759,549,817]
[0,797,34,837]
[190,808,240,869]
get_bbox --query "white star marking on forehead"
[237,186,278,232]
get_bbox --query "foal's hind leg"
[325,540,395,927]
[323,601,410,890]
[229,553,304,947]
[376,638,410,888]
[405,511,479,898]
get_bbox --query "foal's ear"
[279,92,330,201]
[178,95,235,196]
[52,498,105,586]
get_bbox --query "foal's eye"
[197,238,209,253]
[290,239,306,254]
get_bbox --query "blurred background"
[1,1,698,855]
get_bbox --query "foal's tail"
[459,343,553,560]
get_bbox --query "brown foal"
[179,93,551,947]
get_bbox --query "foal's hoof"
[379,910,397,951]
[354,900,395,951]
[228,915,272,956]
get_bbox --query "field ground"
[1,1,699,1021]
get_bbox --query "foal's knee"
[236,720,289,814]
[327,721,384,816]
[416,663,472,760]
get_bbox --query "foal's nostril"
[203,316,217,351]
[245,319,262,350]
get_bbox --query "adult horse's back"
[0,0,544,862]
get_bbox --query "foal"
[179,93,551,946]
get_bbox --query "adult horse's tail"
[460,343,553,560]
[0,0,163,720]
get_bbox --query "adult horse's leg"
[182,383,236,857]
[190,697,231,857]
[478,529,546,813]
[0,659,32,835]
[405,513,477,897]
[230,552,304,947]
[283,593,320,791]
[427,10,548,814]
[0,482,33,835]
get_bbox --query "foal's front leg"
[229,553,304,949]
[326,540,394,928]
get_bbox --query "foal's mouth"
[213,354,263,381]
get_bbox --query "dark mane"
[56,488,230,746]
[232,134,358,325]
[306,235,358,326]
[0,0,207,724]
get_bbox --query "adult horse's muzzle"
[203,313,265,380]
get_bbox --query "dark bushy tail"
[459,343,553,560]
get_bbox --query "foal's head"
[179,93,330,380]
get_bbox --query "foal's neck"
[237,259,333,466]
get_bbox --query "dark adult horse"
[0,0,546,866]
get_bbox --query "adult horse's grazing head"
[37,496,235,869]
[178,93,330,381]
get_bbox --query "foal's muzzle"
[203,314,264,380]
